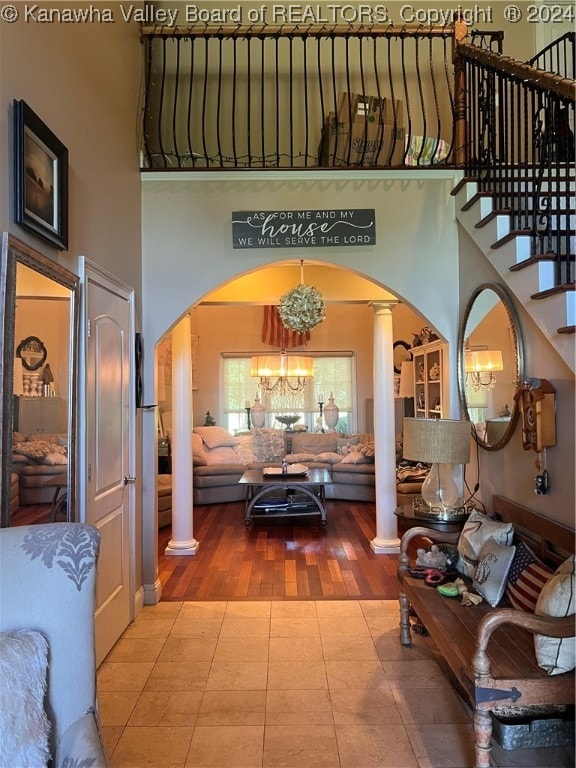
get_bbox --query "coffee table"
[239,468,331,526]
[42,474,68,522]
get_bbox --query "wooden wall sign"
[232,209,376,249]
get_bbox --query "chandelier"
[251,351,314,396]
[465,346,503,391]
[278,260,326,333]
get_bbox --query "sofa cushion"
[340,451,372,464]
[314,452,343,464]
[291,433,338,455]
[0,629,51,768]
[193,426,239,449]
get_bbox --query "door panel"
[83,266,133,665]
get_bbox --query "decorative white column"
[370,301,401,553]
[165,315,199,556]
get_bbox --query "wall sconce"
[465,347,503,391]
[403,418,471,518]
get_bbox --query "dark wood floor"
[158,500,401,601]
[11,499,403,602]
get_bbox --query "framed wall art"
[14,100,69,250]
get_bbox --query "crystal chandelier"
[251,351,314,397]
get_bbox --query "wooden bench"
[397,495,575,768]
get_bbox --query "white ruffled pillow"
[534,555,576,675]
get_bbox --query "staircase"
[452,174,575,373]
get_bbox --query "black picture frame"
[393,340,412,374]
[14,100,68,251]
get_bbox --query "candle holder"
[245,406,251,430]
[316,400,325,433]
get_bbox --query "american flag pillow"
[506,540,553,613]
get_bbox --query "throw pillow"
[534,555,576,675]
[285,453,316,463]
[193,426,239,449]
[340,452,372,464]
[250,428,286,462]
[314,452,343,464]
[192,432,208,466]
[0,630,51,768]
[457,511,514,578]
[233,435,256,465]
[203,446,239,464]
[473,540,516,607]
[336,436,360,456]
[506,541,554,613]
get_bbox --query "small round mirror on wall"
[457,284,524,451]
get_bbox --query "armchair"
[0,523,107,768]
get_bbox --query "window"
[222,354,354,433]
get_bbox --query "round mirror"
[457,284,524,451]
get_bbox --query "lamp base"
[412,495,468,522]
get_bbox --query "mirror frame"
[0,233,79,526]
[457,283,524,452]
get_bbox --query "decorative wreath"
[278,284,326,333]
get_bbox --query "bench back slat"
[492,495,574,565]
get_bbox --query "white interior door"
[80,261,134,665]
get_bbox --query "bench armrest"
[473,609,576,677]
[398,526,461,573]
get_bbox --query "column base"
[165,538,200,556]
[370,536,401,554]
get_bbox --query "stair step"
[461,191,493,212]
[558,325,575,334]
[491,229,533,249]
[531,284,575,301]
[476,209,512,228]
[451,176,478,196]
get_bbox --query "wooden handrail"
[457,41,576,101]
[141,22,455,40]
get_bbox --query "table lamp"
[403,417,471,517]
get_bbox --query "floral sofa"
[11,433,68,506]
[158,427,426,515]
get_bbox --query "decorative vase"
[251,394,265,428]
[324,393,339,432]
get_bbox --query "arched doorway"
[147,261,443,602]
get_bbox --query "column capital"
[369,300,399,316]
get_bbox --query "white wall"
[1,11,145,584]
[458,227,575,528]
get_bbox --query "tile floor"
[98,600,575,768]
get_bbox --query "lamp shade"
[465,350,503,373]
[251,353,314,378]
[403,418,471,464]
[398,360,415,398]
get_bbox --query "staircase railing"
[141,22,469,170]
[456,37,575,286]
